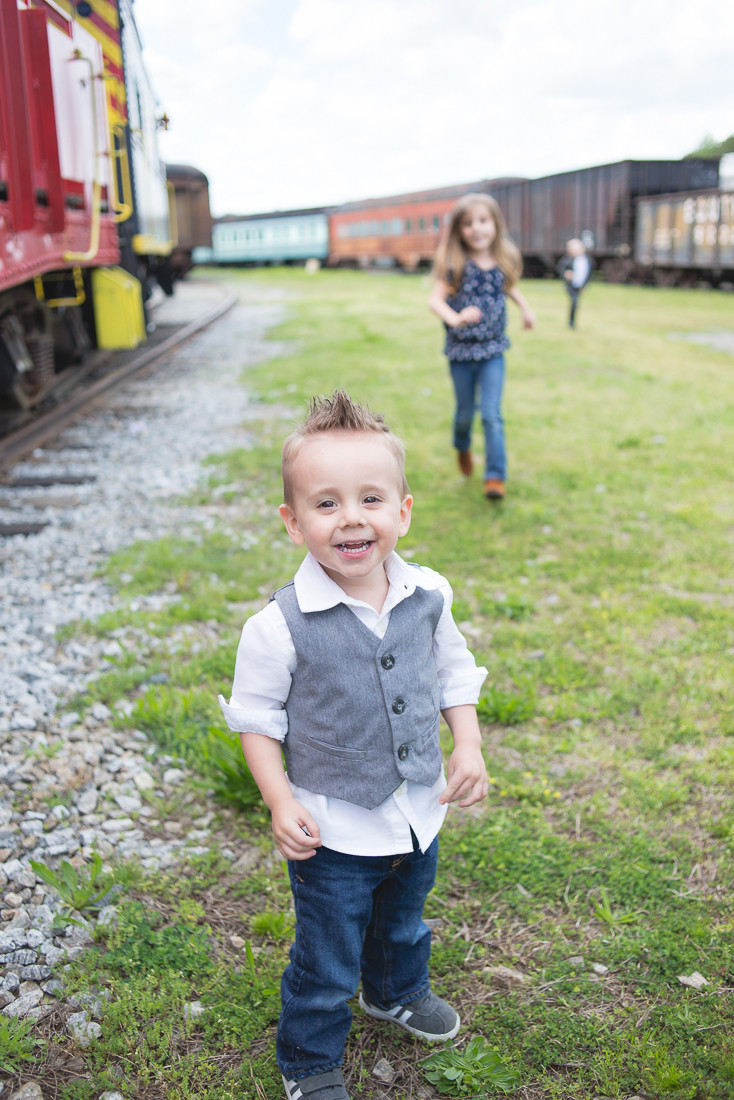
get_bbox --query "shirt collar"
[293,551,421,613]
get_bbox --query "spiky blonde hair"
[281,390,409,505]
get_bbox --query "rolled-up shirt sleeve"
[217,601,295,741]
[430,573,488,708]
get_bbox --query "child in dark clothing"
[559,237,592,328]
[219,391,489,1100]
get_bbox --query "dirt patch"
[672,329,734,355]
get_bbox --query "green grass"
[11,268,734,1099]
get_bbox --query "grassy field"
[8,269,734,1100]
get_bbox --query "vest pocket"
[304,736,367,758]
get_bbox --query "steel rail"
[0,282,237,472]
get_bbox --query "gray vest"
[274,581,444,810]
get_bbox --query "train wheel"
[653,269,678,288]
[0,289,56,408]
[602,258,635,283]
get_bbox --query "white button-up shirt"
[219,552,487,856]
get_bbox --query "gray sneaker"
[359,990,460,1041]
[282,1068,349,1100]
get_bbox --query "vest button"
[392,697,406,714]
[381,653,395,669]
[398,743,409,760]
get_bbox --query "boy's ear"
[279,503,305,545]
[398,494,413,537]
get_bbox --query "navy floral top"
[444,262,509,362]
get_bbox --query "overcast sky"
[133,0,734,219]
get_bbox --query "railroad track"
[0,281,236,473]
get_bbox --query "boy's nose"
[341,501,366,526]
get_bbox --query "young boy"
[559,238,592,328]
[219,390,489,1100]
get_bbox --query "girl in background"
[429,194,535,500]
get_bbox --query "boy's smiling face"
[279,430,413,607]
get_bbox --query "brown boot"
[458,450,473,476]
[484,478,505,500]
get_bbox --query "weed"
[642,1042,698,1099]
[488,595,534,620]
[29,852,118,926]
[98,900,216,978]
[0,1016,41,1073]
[57,1084,96,1100]
[202,726,261,810]
[423,1036,520,1095]
[478,684,536,725]
[250,908,294,941]
[593,886,644,930]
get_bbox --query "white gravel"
[0,278,289,1027]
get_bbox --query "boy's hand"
[440,744,489,808]
[270,797,322,861]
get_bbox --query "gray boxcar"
[635,189,734,285]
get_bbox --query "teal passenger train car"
[193,207,329,266]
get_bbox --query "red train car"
[0,0,122,402]
[0,3,122,277]
[0,0,174,407]
[328,179,526,270]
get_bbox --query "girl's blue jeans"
[277,838,439,1080]
[450,355,506,480]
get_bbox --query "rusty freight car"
[166,163,212,279]
[328,180,526,270]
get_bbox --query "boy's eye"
[363,495,380,504]
[316,499,336,509]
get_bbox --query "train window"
[406,218,412,232]
[392,218,403,234]
[419,217,425,230]
[432,216,439,231]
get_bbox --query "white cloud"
[136,0,734,216]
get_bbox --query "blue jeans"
[449,356,506,481]
[277,838,439,1080]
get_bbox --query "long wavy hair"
[432,193,523,294]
